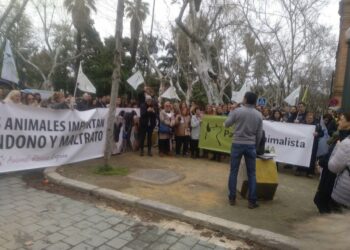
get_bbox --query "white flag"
[1,40,19,83]
[231,82,251,103]
[284,86,301,106]
[161,86,180,101]
[76,63,96,94]
[127,71,144,90]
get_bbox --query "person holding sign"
[295,112,324,178]
[224,92,263,209]
[4,90,21,104]
[190,107,202,159]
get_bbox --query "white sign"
[77,62,96,94]
[127,71,144,90]
[263,121,315,167]
[1,40,19,83]
[0,103,108,173]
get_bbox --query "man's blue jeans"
[228,143,257,204]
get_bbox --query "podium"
[237,158,278,200]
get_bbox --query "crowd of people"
[1,89,111,110]
[0,88,340,167]
[1,87,349,211]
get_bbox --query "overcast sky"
[92,0,182,40]
[91,0,341,40]
[0,0,342,44]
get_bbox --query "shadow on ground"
[59,152,320,238]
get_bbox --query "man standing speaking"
[224,92,263,209]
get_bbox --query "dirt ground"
[59,152,321,238]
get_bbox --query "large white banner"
[263,121,316,167]
[0,103,109,173]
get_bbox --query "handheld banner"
[0,103,108,173]
[263,121,315,167]
[199,116,316,167]
[198,116,233,154]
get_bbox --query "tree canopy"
[0,0,337,109]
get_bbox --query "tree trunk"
[130,17,140,67]
[189,42,221,105]
[75,29,82,78]
[186,78,198,105]
[175,0,222,105]
[4,0,30,37]
[42,79,54,91]
[0,0,16,30]
[104,0,125,166]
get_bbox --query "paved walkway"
[0,174,247,250]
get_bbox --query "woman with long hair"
[4,90,21,104]
[174,107,191,156]
[158,101,175,156]
[50,92,69,110]
[271,110,283,122]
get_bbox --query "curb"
[44,167,300,250]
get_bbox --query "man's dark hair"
[298,102,306,107]
[323,114,333,121]
[244,92,258,105]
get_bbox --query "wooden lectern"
[237,158,278,200]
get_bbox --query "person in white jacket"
[190,107,202,159]
[329,117,350,208]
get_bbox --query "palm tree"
[64,0,97,75]
[125,0,149,67]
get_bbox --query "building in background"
[333,0,350,107]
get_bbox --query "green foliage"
[94,165,129,176]
[83,36,137,97]
[0,5,35,85]
[125,0,150,66]
[125,0,150,21]
[191,83,208,107]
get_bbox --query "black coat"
[310,122,324,166]
[296,112,307,124]
[286,112,297,123]
[326,119,337,137]
[314,130,350,213]
[139,103,157,130]
[76,100,92,111]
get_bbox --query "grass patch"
[94,165,129,176]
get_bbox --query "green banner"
[198,115,233,154]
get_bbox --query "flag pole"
[73,62,81,104]
[71,62,81,106]
[73,82,78,99]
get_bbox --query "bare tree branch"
[31,0,54,53]
[204,6,223,40]
[13,46,47,83]
[4,0,30,37]
[0,0,16,30]
[175,0,203,46]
